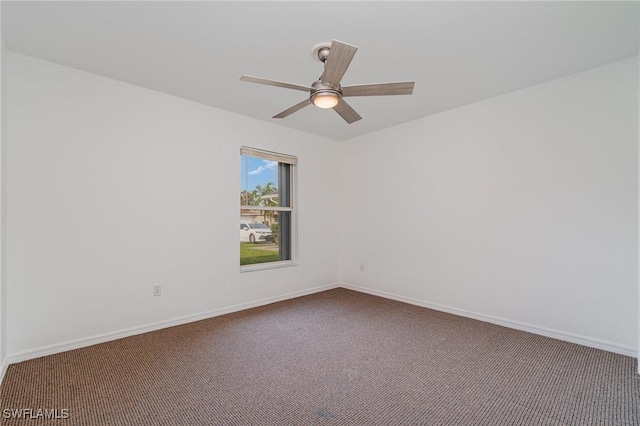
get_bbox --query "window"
[240,147,296,268]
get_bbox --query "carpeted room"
[3,289,640,425]
[0,1,639,425]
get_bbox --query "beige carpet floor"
[1,288,638,425]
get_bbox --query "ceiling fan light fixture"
[311,91,340,109]
[240,39,414,124]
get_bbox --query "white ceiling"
[2,1,638,141]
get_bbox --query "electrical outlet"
[152,284,161,297]
[360,263,365,272]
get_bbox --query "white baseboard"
[4,283,340,368]
[3,281,635,380]
[340,282,637,358]
[0,358,7,385]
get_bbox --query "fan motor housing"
[310,80,342,97]
[309,80,342,108]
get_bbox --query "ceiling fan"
[240,40,415,124]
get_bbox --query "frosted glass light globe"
[312,93,339,109]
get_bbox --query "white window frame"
[240,147,297,272]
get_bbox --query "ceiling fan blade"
[342,81,415,97]
[240,75,310,92]
[333,99,362,124]
[321,40,358,87]
[273,99,312,119]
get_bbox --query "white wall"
[5,52,340,359]
[340,57,639,356]
[4,49,638,364]
[0,6,6,377]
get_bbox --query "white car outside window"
[240,222,273,243]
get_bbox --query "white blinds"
[241,147,297,165]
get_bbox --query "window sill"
[240,260,298,273]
